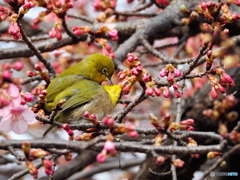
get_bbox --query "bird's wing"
[46,75,84,103]
[57,81,101,113]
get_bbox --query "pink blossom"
[0,105,35,134]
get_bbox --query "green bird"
[42,53,122,138]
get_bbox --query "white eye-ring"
[102,67,108,75]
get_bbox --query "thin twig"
[17,21,56,78]
[66,13,94,24]
[115,87,147,123]
[22,75,43,85]
[8,146,25,161]
[61,18,77,39]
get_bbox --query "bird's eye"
[102,67,108,75]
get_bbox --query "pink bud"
[104,141,115,151]
[83,111,90,118]
[21,99,26,105]
[131,68,139,75]
[90,114,97,120]
[67,130,74,136]
[45,169,53,175]
[173,68,182,77]
[3,70,12,79]
[122,83,132,95]
[108,29,118,38]
[174,89,181,98]
[155,156,165,165]
[167,72,174,81]
[96,151,107,162]
[12,61,24,71]
[35,64,42,71]
[218,85,226,94]
[117,72,126,79]
[143,73,152,82]
[62,124,70,131]
[172,159,185,168]
[42,159,53,169]
[72,26,79,31]
[159,68,168,77]
[73,30,83,35]
[153,87,161,96]
[27,71,37,77]
[128,131,138,138]
[145,87,154,96]
[180,119,194,125]
[24,92,34,102]
[221,73,233,83]
[107,118,114,126]
[211,87,218,99]
[173,83,180,89]
[163,88,170,98]
[127,53,135,63]
[187,126,195,131]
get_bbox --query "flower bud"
[104,141,115,151]
[172,159,185,168]
[12,61,24,71]
[24,92,34,102]
[96,151,107,162]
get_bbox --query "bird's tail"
[42,125,55,139]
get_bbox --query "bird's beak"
[107,77,113,85]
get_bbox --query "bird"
[42,53,122,138]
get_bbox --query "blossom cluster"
[159,64,182,98]
[22,141,53,178]
[208,67,235,99]
[92,0,117,22]
[117,53,156,95]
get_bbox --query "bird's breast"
[71,88,115,122]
